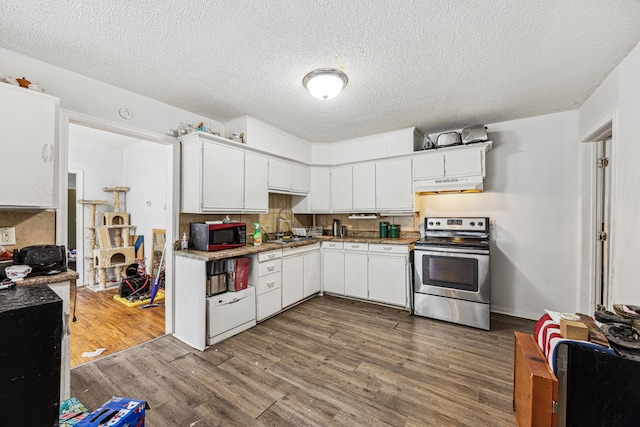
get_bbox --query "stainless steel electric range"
[413,217,491,330]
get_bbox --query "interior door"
[594,138,612,309]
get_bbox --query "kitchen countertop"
[14,269,79,286]
[176,236,418,262]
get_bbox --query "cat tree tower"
[80,187,137,291]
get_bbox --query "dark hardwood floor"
[71,295,534,426]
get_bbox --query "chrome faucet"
[276,208,295,239]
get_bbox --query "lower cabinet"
[323,241,410,308]
[252,249,283,321]
[368,244,409,307]
[282,243,321,308]
[344,242,368,299]
[322,241,345,294]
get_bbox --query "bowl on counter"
[5,265,32,281]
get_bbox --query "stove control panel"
[425,217,489,232]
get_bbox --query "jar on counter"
[379,222,389,238]
[389,224,400,238]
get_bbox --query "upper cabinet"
[413,142,491,193]
[309,167,330,213]
[330,166,353,212]
[1,84,59,208]
[268,158,309,195]
[375,158,414,213]
[352,163,376,212]
[180,133,268,213]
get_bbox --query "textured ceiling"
[2,1,640,143]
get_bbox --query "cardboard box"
[59,397,90,426]
[560,317,589,340]
[77,397,147,427]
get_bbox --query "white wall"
[68,135,124,285]
[418,111,580,319]
[123,141,168,266]
[578,42,640,306]
[0,47,224,137]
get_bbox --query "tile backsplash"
[0,210,56,251]
[179,193,420,241]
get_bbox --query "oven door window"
[422,255,478,292]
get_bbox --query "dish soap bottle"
[180,233,189,250]
[252,223,262,246]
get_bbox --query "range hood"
[414,175,484,194]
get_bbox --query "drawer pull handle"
[352,245,359,248]
[267,281,275,288]
[267,265,275,271]
[383,246,393,250]
[268,253,276,259]
[229,298,240,304]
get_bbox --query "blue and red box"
[77,396,148,427]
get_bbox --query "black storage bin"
[0,284,62,426]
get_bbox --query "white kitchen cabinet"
[310,167,331,212]
[282,243,321,307]
[413,152,445,180]
[303,250,321,297]
[269,158,310,194]
[445,149,483,178]
[174,256,208,350]
[344,242,368,299]
[322,241,345,294]
[375,158,414,213]
[282,255,304,308]
[367,244,409,307]
[268,158,292,191]
[181,135,246,213]
[244,151,268,212]
[1,84,58,208]
[331,166,353,212]
[352,163,376,212]
[251,249,283,321]
[291,163,310,193]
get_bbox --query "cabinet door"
[322,250,344,294]
[352,163,376,212]
[282,256,304,308]
[368,254,407,307]
[1,85,57,207]
[291,164,310,193]
[202,143,245,211]
[445,150,483,178]
[244,152,268,212]
[303,250,321,297]
[268,158,292,191]
[310,167,331,212]
[331,166,353,212]
[344,252,368,299]
[413,152,445,180]
[375,158,413,212]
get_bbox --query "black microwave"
[189,222,246,251]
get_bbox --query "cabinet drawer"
[257,288,282,321]
[344,242,368,252]
[257,272,282,295]
[368,243,409,255]
[322,241,344,250]
[258,249,282,262]
[259,260,281,277]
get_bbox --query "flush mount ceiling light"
[303,68,348,100]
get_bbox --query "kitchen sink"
[269,237,314,244]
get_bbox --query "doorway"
[580,116,615,313]
[64,121,172,366]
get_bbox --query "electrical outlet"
[0,227,16,245]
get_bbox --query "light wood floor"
[69,282,165,367]
[71,295,534,426]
